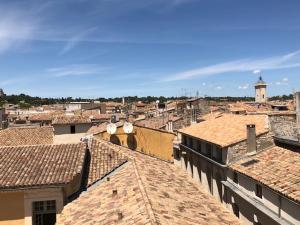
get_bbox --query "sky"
[1,0,300,98]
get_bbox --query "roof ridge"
[131,159,159,225]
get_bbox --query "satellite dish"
[156,100,160,104]
[123,122,133,134]
[106,123,117,135]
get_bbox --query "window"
[70,125,76,134]
[206,143,212,158]
[182,135,187,145]
[232,203,239,218]
[32,200,56,225]
[197,141,202,153]
[255,184,262,198]
[213,147,222,163]
[233,172,238,184]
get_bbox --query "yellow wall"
[0,192,24,225]
[97,125,175,161]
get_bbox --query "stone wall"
[268,114,296,137]
[227,132,274,163]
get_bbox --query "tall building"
[255,76,267,103]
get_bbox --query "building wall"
[175,142,225,202]
[227,132,274,163]
[268,114,297,137]
[224,189,278,225]
[97,125,175,161]
[53,123,92,135]
[24,188,64,225]
[281,197,300,225]
[227,170,300,225]
[0,191,24,225]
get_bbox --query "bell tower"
[254,76,267,103]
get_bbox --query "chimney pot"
[112,189,117,196]
[118,212,123,220]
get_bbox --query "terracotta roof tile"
[57,140,242,225]
[0,143,86,190]
[179,114,269,147]
[230,146,300,203]
[0,127,54,146]
[87,139,127,186]
[52,115,92,125]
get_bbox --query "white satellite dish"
[156,100,160,104]
[123,122,133,134]
[106,123,117,135]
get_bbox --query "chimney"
[247,124,257,153]
[295,92,300,140]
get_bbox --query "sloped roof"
[87,139,127,186]
[0,126,54,146]
[0,143,86,190]
[230,146,300,204]
[57,140,242,225]
[179,114,269,147]
[52,115,92,125]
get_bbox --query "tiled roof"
[230,146,300,204]
[87,122,109,135]
[0,126,54,146]
[179,114,269,147]
[52,115,92,125]
[0,143,86,190]
[28,113,54,121]
[87,139,127,186]
[87,121,124,135]
[134,114,181,130]
[57,140,242,225]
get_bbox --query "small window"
[197,141,202,153]
[232,203,239,218]
[255,184,262,198]
[206,143,212,158]
[182,135,187,145]
[233,172,238,184]
[70,125,76,134]
[33,200,56,225]
[213,147,222,163]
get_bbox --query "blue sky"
[1,0,300,98]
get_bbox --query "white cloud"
[202,82,206,86]
[252,69,261,74]
[164,50,300,81]
[276,77,289,85]
[46,64,107,77]
[60,27,98,55]
[0,11,36,54]
[238,83,249,89]
[215,86,222,90]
